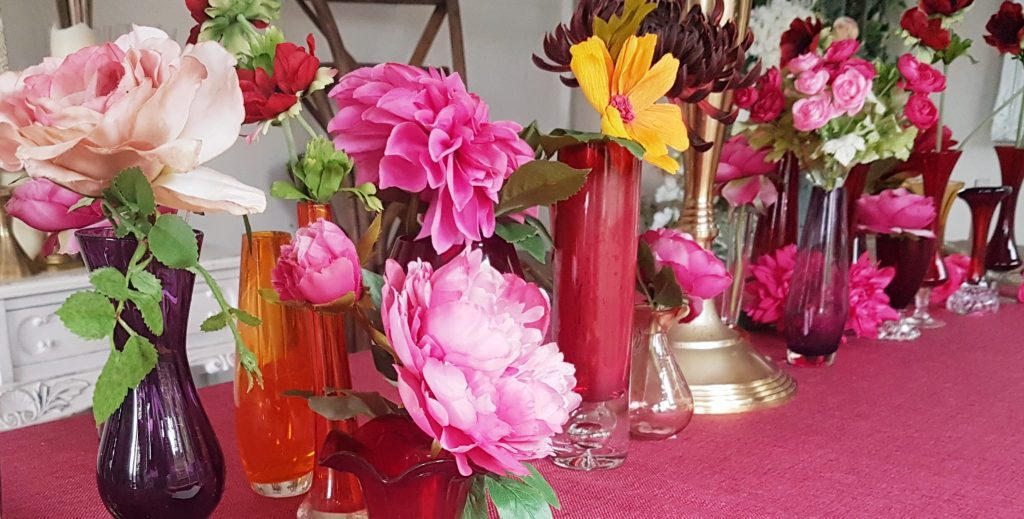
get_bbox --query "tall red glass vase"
[550,141,641,471]
[296,202,365,518]
[752,152,800,261]
[985,146,1024,272]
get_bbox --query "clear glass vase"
[783,185,850,367]
[721,205,758,327]
[629,306,693,440]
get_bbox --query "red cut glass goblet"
[875,235,936,341]
[947,186,1013,315]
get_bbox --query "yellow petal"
[633,103,689,154]
[613,34,657,96]
[570,37,613,114]
[601,105,629,139]
[627,53,679,111]
[646,152,680,174]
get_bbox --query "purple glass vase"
[78,228,225,519]
[783,186,850,367]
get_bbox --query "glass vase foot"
[877,318,921,341]
[786,350,836,367]
[946,283,1001,315]
[906,313,946,329]
[295,504,368,519]
[551,396,628,471]
[250,472,313,498]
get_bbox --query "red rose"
[913,125,957,154]
[748,68,784,123]
[824,39,860,63]
[897,54,946,94]
[186,0,270,44]
[780,17,824,67]
[905,93,939,130]
[919,0,974,17]
[901,8,952,51]
[985,1,1024,55]
[237,35,321,124]
[735,86,758,109]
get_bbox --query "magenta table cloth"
[2,307,1023,518]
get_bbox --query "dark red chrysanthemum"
[985,1,1024,55]
[780,17,824,67]
[532,0,620,87]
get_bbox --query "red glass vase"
[388,234,523,276]
[875,235,935,342]
[948,187,1012,316]
[914,151,962,285]
[985,146,1024,272]
[751,152,800,261]
[550,141,641,470]
[319,416,473,519]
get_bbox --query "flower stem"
[958,84,1024,149]
[296,113,320,140]
[936,63,948,153]
[1016,85,1024,149]
[190,265,263,389]
[281,118,299,168]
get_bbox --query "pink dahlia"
[857,188,936,238]
[381,249,581,477]
[328,63,534,254]
[716,136,778,208]
[846,253,898,338]
[930,253,970,305]
[744,244,797,327]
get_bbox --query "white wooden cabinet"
[0,257,240,430]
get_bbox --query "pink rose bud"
[787,52,823,74]
[6,178,104,232]
[272,219,363,305]
[856,188,937,237]
[824,39,861,63]
[640,229,732,318]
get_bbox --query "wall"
[0,0,573,258]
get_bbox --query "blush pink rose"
[856,188,937,237]
[272,219,362,305]
[787,53,823,74]
[897,54,946,94]
[641,229,732,319]
[381,249,581,477]
[905,93,939,129]
[830,68,871,116]
[0,26,265,216]
[930,253,970,304]
[824,39,860,63]
[846,253,898,338]
[795,69,830,95]
[6,178,103,232]
[792,94,834,131]
[744,244,797,327]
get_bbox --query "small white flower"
[748,0,816,66]
[654,176,683,203]
[650,207,679,230]
[822,134,866,167]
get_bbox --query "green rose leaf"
[651,266,686,309]
[148,214,199,269]
[129,292,164,337]
[90,268,129,301]
[130,270,162,298]
[362,268,385,311]
[56,291,116,340]
[540,129,647,162]
[201,311,230,332]
[112,167,156,216]
[92,335,158,424]
[494,222,538,244]
[637,240,657,284]
[371,343,399,382]
[522,464,560,509]
[271,181,310,201]
[495,160,590,217]
[485,474,554,519]
[461,477,488,519]
[302,391,402,422]
[515,233,548,264]
[230,308,262,327]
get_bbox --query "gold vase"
[0,188,38,281]
[668,0,796,414]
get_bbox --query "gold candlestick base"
[668,301,795,414]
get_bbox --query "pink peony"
[787,53,823,74]
[930,253,970,304]
[824,39,860,63]
[792,94,834,131]
[381,249,581,476]
[272,219,362,305]
[897,54,946,94]
[0,26,265,216]
[744,244,797,327]
[856,188,937,237]
[830,68,871,116]
[6,178,103,233]
[328,63,534,255]
[905,93,939,129]
[641,229,732,319]
[846,253,898,338]
[795,69,830,96]
[717,136,778,208]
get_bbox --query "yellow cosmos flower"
[570,34,689,173]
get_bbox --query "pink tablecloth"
[2,306,1023,518]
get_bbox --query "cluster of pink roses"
[897,54,947,130]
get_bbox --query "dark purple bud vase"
[77,228,225,519]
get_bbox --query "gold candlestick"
[668,0,796,414]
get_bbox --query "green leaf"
[56,291,116,340]
[362,268,385,310]
[201,311,230,332]
[494,222,539,244]
[129,292,164,336]
[485,474,554,519]
[651,266,686,309]
[259,288,282,305]
[515,233,548,264]
[305,391,402,421]
[522,464,560,509]
[496,160,590,217]
[130,270,162,298]
[112,167,156,216]
[271,181,310,201]
[357,212,383,267]
[231,308,262,327]
[540,129,647,162]
[637,240,657,284]
[90,268,129,301]
[148,214,199,269]
[461,476,488,519]
[92,335,157,424]
[371,343,399,382]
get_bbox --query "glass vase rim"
[320,446,468,487]
[960,185,1013,198]
[245,230,292,241]
[76,226,204,242]
[912,149,963,158]
[993,144,1024,153]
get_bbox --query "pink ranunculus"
[905,93,939,129]
[744,244,797,327]
[930,253,970,304]
[381,249,581,477]
[830,68,871,116]
[824,39,860,63]
[328,63,534,255]
[846,253,898,338]
[0,26,266,216]
[795,69,830,96]
[641,229,732,319]
[897,54,946,94]
[787,52,823,74]
[272,219,362,305]
[6,178,103,232]
[792,94,834,131]
[857,188,937,237]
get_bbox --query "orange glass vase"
[235,231,316,497]
[296,202,366,518]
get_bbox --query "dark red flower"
[237,35,321,124]
[185,0,270,45]
[919,0,974,17]
[985,1,1024,55]
[913,125,957,154]
[746,67,784,123]
[901,8,951,51]
[780,17,824,67]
